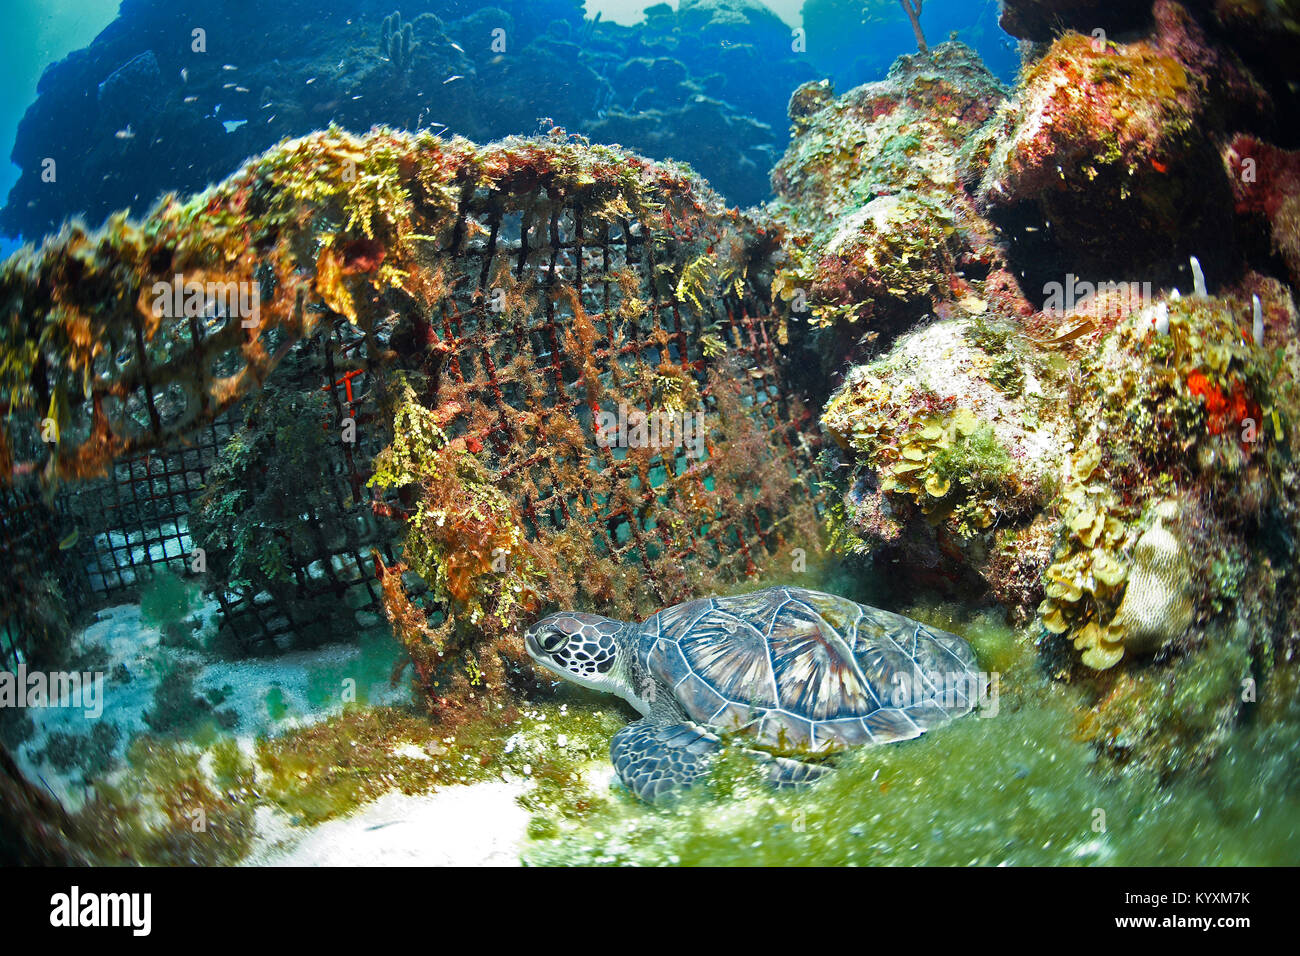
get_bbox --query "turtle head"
[525,611,639,704]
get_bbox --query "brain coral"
[1108,503,1194,659]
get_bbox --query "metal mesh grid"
[0,130,822,666]
[59,420,233,595]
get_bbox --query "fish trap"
[0,128,823,680]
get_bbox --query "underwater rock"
[809,192,960,326]
[822,255,1295,653]
[818,252,1300,781]
[1225,135,1300,288]
[787,79,835,134]
[770,41,1016,373]
[1033,279,1283,659]
[1108,501,1194,659]
[1203,0,1300,128]
[96,50,165,128]
[978,2,1271,287]
[0,744,89,864]
[822,314,1068,608]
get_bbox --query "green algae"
[143,660,238,737]
[522,676,1300,867]
[73,735,258,866]
[139,569,204,632]
[254,697,624,829]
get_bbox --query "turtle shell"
[636,586,981,756]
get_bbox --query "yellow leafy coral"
[1037,443,1139,669]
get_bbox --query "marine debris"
[0,126,822,718]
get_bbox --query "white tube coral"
[1190,256,1207,297]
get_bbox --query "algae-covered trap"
[1,0,1299,874]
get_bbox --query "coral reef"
[821,313,1067,604]
[772,19,1299,777]
[1106,502,1193,657]
[770,41,1017,374]
[818,267,1298,774]
[1225,135,1300,287]
[1034,282,1286,670]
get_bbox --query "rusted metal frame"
[610,213,665,590]
[478,208,502,333]
[564,202,619,556]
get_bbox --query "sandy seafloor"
[245,781,532,866]
[11,600,610,866]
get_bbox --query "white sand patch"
[246,781,531,867]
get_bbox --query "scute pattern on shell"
[638,586,981,755]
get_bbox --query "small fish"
[222,64,237,71]
[443,75,464,84]
[58,529,79,551]
[235,87,249,93]
[223,82,237,88]
[115,125,135,139]
[180,68,188,83]
[184,95,198,103]
[449,41,465,53]
[351,95,363,100]
[306,76,316,84]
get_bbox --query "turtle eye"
[539,628,568,653]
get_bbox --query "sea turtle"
[524,585,983,803]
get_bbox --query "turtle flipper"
[610,719,721,804]
[766,755,830,790]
